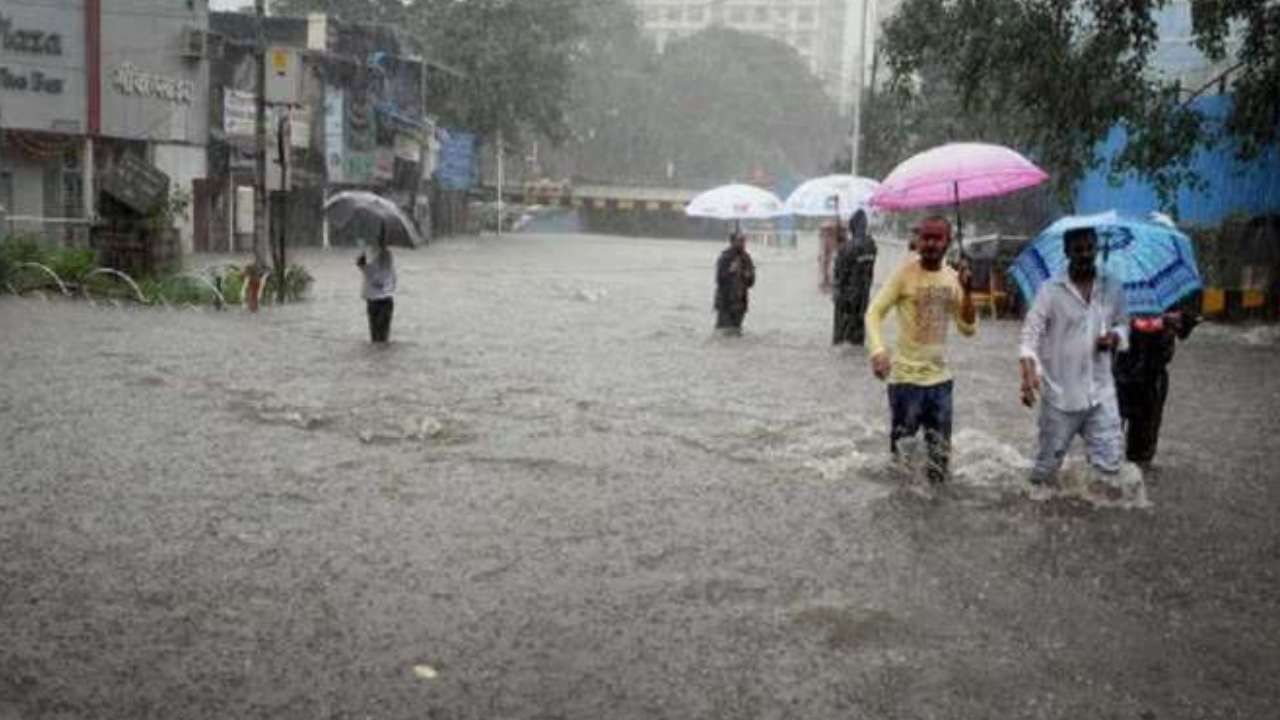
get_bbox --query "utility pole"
[275,110,289,302]
[253,0,269,271]
[496,129,504,237]
[850,0,871,177]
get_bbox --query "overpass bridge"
[505,181,796,243]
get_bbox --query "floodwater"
[2,232,1277,719]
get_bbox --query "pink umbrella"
[870,142,1048,252]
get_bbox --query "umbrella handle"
[953,180,965,259]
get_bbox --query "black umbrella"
[323,191,423,248]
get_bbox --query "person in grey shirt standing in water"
[357,224,397,343]
[1019,226,1129,486]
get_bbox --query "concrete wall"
[152,143,207,254]
[99,0,209,145]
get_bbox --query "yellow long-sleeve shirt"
[865,260,977,386]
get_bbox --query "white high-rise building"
[628,1,910,177]
[632,1,894,116]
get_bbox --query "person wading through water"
[357,224,397,343]
[865,216,977,483]
[1019,226,1130,486]
[833,208,878,345]
[714,230,755,335]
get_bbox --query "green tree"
[878,0,1205,207]
[876,0,1278,210]
[271,0,594,146]
[1192,0,1280,159]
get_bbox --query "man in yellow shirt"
[865,216,977,483]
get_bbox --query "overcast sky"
[209,0,249,10]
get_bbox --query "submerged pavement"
[2,232,1278,719]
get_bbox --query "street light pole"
[850,0,871,177]
[253,0,269,271]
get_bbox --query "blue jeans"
[1031,398,1124,483]
[888,381,954,483]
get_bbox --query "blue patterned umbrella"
[1010,211,1202,316]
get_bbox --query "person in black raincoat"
[1113,304,1197,465]
[714,230,755,335]
[832,209,878,344]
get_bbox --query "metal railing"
[2,215,94,248]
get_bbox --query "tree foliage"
[271,0,593,145]
[875,0,1278,212]
[550,24,844,187]
[1191,0,1280,158]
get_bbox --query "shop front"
[0,2,89,244]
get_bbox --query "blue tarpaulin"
[1074,95,1280,226]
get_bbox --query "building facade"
[1,0,210,253]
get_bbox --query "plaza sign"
[0,65,63,94]
[0,13,63,56]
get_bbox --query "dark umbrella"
[323,191,423,248]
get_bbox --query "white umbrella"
[685,183,787,222]
[784,174,880,220]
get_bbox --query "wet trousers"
[1030,398,1124,483]
[716,307,746,334]
[366,297,394,343]
[888,381,953,483]
[1116,370,1168,463]
[833,300,857,344]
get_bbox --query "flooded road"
[2,232,1278,719]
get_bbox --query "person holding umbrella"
[1019,227,1129,486]
[865,216,977,483]
[1113,302,1198,465]
[714,230,755,335]
[833,209,877,345]
[357,224,397,343]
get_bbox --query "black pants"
[716,307,745,334]
[366,298,394,343]
[1117,370,1168,463]
[833,299,866,344]
[888,381,954,483]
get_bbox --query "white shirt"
[1020,274,1129,412]
[361,250,397,300]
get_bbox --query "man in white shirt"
[1019,227,1129,485]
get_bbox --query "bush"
[46,247,97,284]
[264,263,314,302]
[1,235,67,293]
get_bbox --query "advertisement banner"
[224,91,310,149]
[374,148,396,182]
[324,87,345,183]
[435,129,476,191]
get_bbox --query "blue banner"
[435,129,476,191]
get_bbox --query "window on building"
[754,6,769,22]
[729,6,747,23]
[62,150,83,220]
[644,6,659,22]
[687,5,704,22]
[776,7,791,20]
[797,7,814,24]
[0,172,12,217]
[667,5,683,22]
